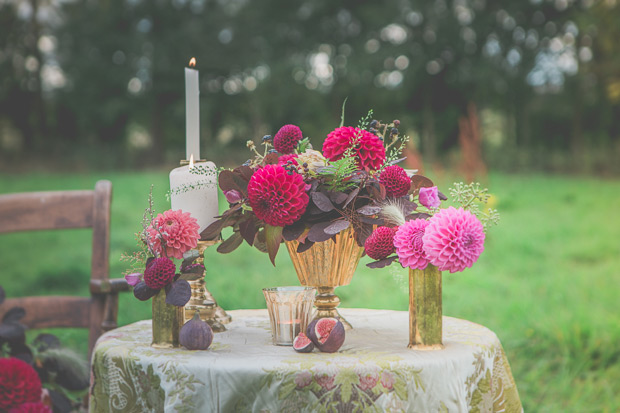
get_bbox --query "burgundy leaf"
[324,220,350,235]
[219,170,249,195]
[360,216,384,225]
[217,232,244,254]
[2,307,25,323]
[355,223,375,246]
[438,190,448,200]
[343,187,360,208]
[265,224,283,266]
[283,221,306,241]
[410,175,434,195]
[0,321,25,342]
[296,240,315,253]
[165,279,192,307]
[133,281,158,301]
[312,192,335,212]
[253,229,268,253]
[201,217,229,241]
[233,165,254,182]
[328,191,348,205]
[264,153,280,164]
[239,218,257,246]
[366,256,398,268]
[307,221,334,243]
[357,205,382,216]
[405,213,431,221]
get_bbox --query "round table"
[89,309,522,412]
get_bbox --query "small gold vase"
[285,227,363,329]
[408,264,444,350]
[151,289,184,348]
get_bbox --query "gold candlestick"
[183,239,231,332]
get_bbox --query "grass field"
[1,170,619,412]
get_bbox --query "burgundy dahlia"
[0,358,42,412]
[380,165,411,197]
[364,226,396,260]
[393,219,430,270]
[247,164,309,227]
[143,257,176,289]
[274,124,303,154]
[322,126,386,170]
[422,207,485,273]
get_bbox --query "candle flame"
[189,153,194,169]
[189,57,196,68]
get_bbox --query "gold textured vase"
[285,227,363,329]
[408,264,444,350]
[151,289,184,348]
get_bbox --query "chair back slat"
[0,296,91,329]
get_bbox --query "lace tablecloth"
[89,309,522,412]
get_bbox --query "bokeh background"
[1,1,620,411]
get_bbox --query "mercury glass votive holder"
[262,287,316,346]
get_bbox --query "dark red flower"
[364,226,396,260]
[247,164,309,226]
[277,153,299,167]
[9,402,52,413]
[0,358,42,411]
[322,126,386,170]
[143,257,176,289]
[274,124,303,154]
[380,165,411,197]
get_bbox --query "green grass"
[1,170,620,412]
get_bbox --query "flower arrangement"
[0,286,88,412]
[204,110,498,275]
[122,190,203,307]
[203,111,413,264]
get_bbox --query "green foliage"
[316,157,358,192]
[449,182,500,232]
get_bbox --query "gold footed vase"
[408,264,444,350]
[285,227,363,330]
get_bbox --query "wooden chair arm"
[90,278,131,294]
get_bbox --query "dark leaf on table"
[133,282,158,301]
[343,187,360,208]
[357,205,381,216]
[366,256,398,268]
[239,218,257,246]
[2,307,25,323]
[297,240,315,253]
[328,191,348,205]
[283,221,306,241]
[324,220,350,235]
[166,279,192,306]
[265,224,283,266]
[33,333,61,351]
[307,221,333,243]
[217,232,244,254]
[312,192,335,212]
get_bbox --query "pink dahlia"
[247,164,309,226]
[143,257,176,289]
[419,186,441,208]
[0,358,42,411]
[277,153,299,167]
[322,126,386,170]
[274,124,303,154]
[9,403,52,413]
[364,226,396,260]
[422,207,485,273]
[147,209,200,259]
[394,219,430,269]
[380,165,411,197]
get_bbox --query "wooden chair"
[0,180,130,359]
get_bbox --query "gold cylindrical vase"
[285,227,363,329]
[152,289,184,348]
[408,264,444,349]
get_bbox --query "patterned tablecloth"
[89,309,522,412]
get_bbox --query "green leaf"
[340,97,348,127]
[265,224,283,266]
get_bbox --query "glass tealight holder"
[262,286,316,346]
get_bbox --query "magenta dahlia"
[143,257,176,289]
[247,164,309,226]
[394,219,430,270]
[364,226,396,260]
[322,126,386,170]
[277,153,299,167]
[147,209,200,259]
[422,207,485,273]
[274,124,303,154]
[380,165,411,197]
[0,358,42,411]
[9,403,52,413]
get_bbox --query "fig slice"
[307,317,345,353]
[293,332,315,353]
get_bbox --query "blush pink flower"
[322,126,386,170]
[147,210,200,259]
[247,164,309,227]
[393,219,430,270]
[315,372,336,390]
[356,367,379,391]
[294,370,313,388]
[418,186,441,208]
[380,371,396,390]
[422,207,485,273]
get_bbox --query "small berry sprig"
[449,182,500,232]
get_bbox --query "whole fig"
[179,311,213,350]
